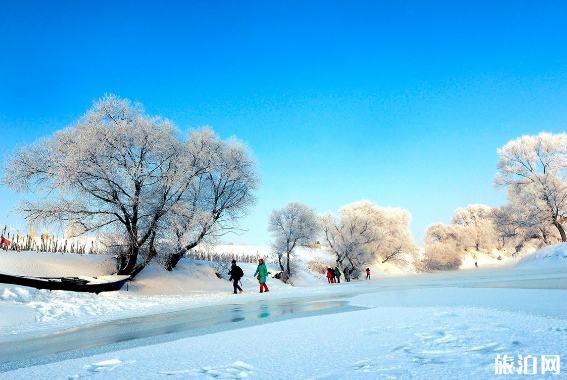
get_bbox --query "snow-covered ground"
[517,242,567,269]
[0,245,566,379]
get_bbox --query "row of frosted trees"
[423,132,567,270]
[3,95,564,276]
[269,132,567,277]
[267,200,418,281]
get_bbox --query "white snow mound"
[517,242,567,268]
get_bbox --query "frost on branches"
[268,202,319,280]
[422,204,498,270]
[422,133,567,271]
[320,200,417,276]
[495,132,567,243]
[2,95,259,278]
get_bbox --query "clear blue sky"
[1,0,566,245]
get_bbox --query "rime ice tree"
[163,133,260,271]
[373,206,417,264]
[3,95,183,275]
[422,222,463,270]
[450,204,498,252]
[495,132,567,242]
[494,186,561,251]
[268,202,319,280]
[320,200,416,275]
[422,205,501,271]
[2,95,259,277]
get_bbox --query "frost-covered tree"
[423,222,459,246]
[320,200,416,275]
[268,202,319,280]
[372,206,417,264]
[164,133,260,271]
[422,205,503,271]
[495,132,567,242]
[450,204,498,252]
[2,95,259,277]
[422,222,462,270]
[494,186,561,252]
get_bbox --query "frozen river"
[1,265,566,373]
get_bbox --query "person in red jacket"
[366,267,370,280]
[326,267,333,284]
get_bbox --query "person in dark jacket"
[228,259,244,294]
[334,267,341,283]
[344,268,351,282]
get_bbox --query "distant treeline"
[185,249,278,265]
[0,228,103,255]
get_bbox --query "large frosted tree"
[2,95,259,277]
[495,132,567,242]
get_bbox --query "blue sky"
[1,1,566,245]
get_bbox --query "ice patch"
[159,361,255,378]
[84,358,129,373]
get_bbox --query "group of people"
[326,267,341,283]
[228,258,372,293]
[228,258,269,294]
[326,267,369,283]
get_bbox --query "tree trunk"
[165,249,186,271]
[130,232,158,279]
[286,250,291,278]
[553,219,567,242]
[118,245,139,275]
[278,254,285,273]
[166,222,215,271]
[166,239,201,271]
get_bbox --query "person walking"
[366,267,370,280]
[228,259,244,294]
[254,258,269,293]
[334,267,341,283]
[344,268,350,282]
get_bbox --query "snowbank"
[517,242,567,269]
[0,250,115,277]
